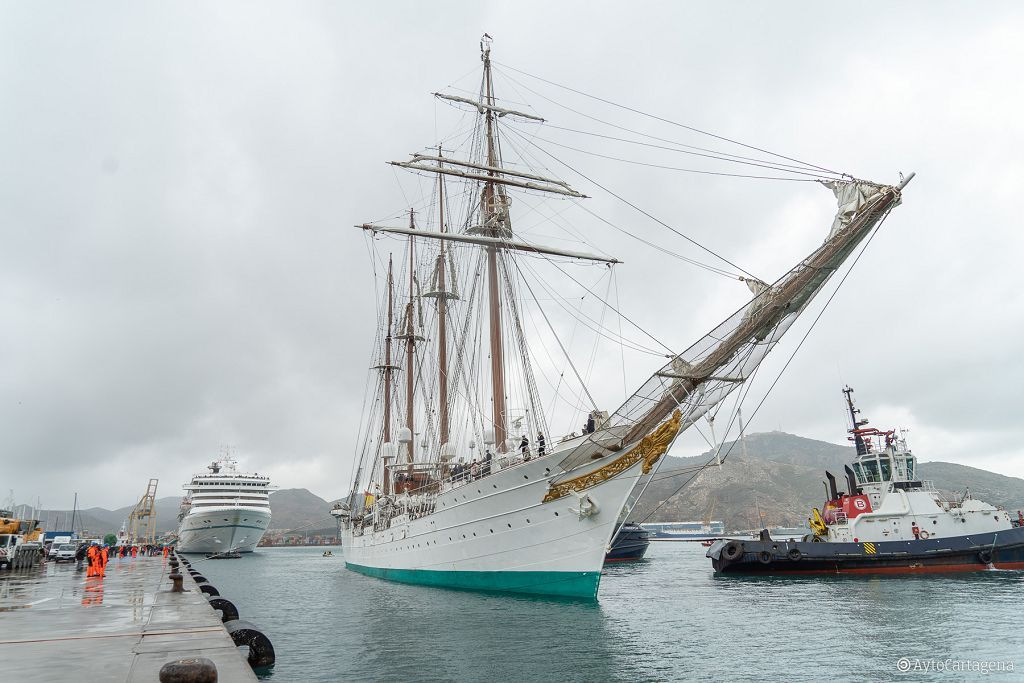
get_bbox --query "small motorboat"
[205,551,241,560]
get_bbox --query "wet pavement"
[0,554,256,681]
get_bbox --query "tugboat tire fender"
[978,550,993,564]
[757,551,772,564]
[787,548,802,561]
[721,541,744,561]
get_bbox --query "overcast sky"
[3,2,1023,512]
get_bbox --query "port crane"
[127,479,159,545]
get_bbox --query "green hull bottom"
[345,562,602,599]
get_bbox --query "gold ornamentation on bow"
[542,410,682,503]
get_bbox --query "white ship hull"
[342,443,647,598]
[176,506,271,554]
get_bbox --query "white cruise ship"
[175,455,274,554]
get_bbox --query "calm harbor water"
[194,543,1023,682]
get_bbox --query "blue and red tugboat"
[708,387,1024,575]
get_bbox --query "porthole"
[490,529,494,533]
[507,523,512,528]
[545,468,550,474]
[473,532,477,537]
[478,489,481,494]
[523,475,529,480]
[462,534,466,539]
[493,484,497,489]
[554,512,559,517]
[526,518,531,523]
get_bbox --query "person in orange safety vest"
[86,544,98,577]
[97,545,108,577]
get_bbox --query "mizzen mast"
[394,209,425,476]
[371,255,398,496]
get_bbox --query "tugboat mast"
[843,385,869,455]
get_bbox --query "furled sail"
[556,176,913,473]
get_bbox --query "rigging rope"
[523,131,831,182]
[539,123,846,177]
[502,125,762,282]
[493,61,842,176]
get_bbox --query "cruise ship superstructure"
[175,455,274,554]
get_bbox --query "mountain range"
[630,431,1024,529]
[17,432,1024,535]
[17,488,339,537]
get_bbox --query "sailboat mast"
[406,209,417,470]
[436,151,450,447]
[481,38,508,453]
[381,255,395,497]
[383,256,394,439]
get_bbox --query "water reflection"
[81,576,104,606]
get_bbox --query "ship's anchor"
[569,492,599,519]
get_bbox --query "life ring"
[757,550,773,564]
[918,530,930,540]
[787,548,802,561]
[721,541,744,561]
[978,550,993,564]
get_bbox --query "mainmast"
[481,35,508,453]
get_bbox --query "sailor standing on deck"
[537,432,545,457]
[520,435,530,461]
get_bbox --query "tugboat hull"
[708,527,1024,575]
[604,523,651,563]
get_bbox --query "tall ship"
[176,455,274,554]
[334,36,912,598]
[708,387,1024,574]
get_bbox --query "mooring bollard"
[159,657,218,683]
[169,571,184,593]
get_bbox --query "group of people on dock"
[75,543,173,576]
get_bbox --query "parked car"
[53,543,77,562]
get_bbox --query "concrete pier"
[0,555,257,681]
